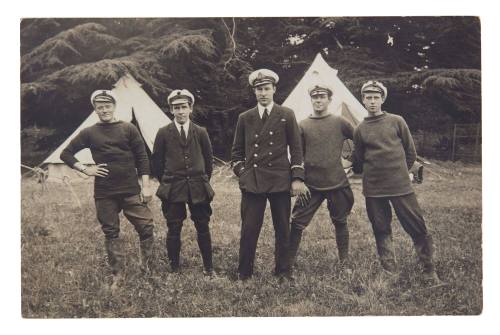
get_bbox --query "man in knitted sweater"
[289,83,354,270]
[353,81,440,283]
[60,90,155,289]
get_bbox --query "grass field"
[21,160,482,317]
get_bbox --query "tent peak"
[114,73,143,89]
[283,53,367,124]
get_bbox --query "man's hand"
[291,180,311,206]
[83,163,109,178]
[140,184,153,204]
[139,175,153,204]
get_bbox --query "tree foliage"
[21,23,122,82]
[20,17,481,160]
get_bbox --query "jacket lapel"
[258,104,280,137]
[250,107,260,131]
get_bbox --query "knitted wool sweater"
[60,121,150,198]
[299,113,354,191]
[353,112,416,197]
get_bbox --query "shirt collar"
[257,102,274,118]
[174,119,190,134]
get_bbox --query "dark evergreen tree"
[20,17,481,162]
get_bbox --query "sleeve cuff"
[232,161,245,176]
[291,164,305,181]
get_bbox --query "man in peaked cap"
[60,89,155,290]
[152,89,216,276]
[231,69,307,281]
[353,80,441,284]
[288,83,355,271]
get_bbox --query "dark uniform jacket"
[152,122,214,204]
[231,103,304,193]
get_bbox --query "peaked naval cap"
[308,83,333,97]
[91,90,117,106]
[361,80,388,99]
[168,89,195,105]
[249,69,279,87]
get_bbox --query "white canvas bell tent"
[42,73,171,181]
[283,53,368,126]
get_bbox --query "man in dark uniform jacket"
[152,89,215,276]
[231,69,307,281]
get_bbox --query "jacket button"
[255,134,259,138]
[268,163,272,167]
[254,153,258,157]
[269,152,273,155]
[253,164,258,168]
[254,143,259,147]
[269,142,273,145]
[269,131,273,135]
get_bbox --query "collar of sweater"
[308,112,333,119]
[96,120,123,126]
[364,111,387,122]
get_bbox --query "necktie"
[262,108,269,124]
[180,125,187,143]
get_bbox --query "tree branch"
[221,18,237,71]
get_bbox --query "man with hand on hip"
[60,89,155,290]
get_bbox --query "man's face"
[362,92,384,115]
[171,102,192,124]
[94,102,116,123]
[254,83,276,107]
[311,93,331,113]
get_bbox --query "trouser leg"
[121,194,154,241]
[196,230,213,272]
[190,202,213,272]
[95,197,121,240]
[288,226,303,268]
[162,202,187,271]
[366,197,397,272]
[390,193,436,274]
[327,187,354,263]
[268,192,292,276]
[238,192,266,278]
[121,194,155,272]
[95,197,124,275]
[289,190,325,267]
[166,222,183,271]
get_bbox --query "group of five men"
[60,68,440,289]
